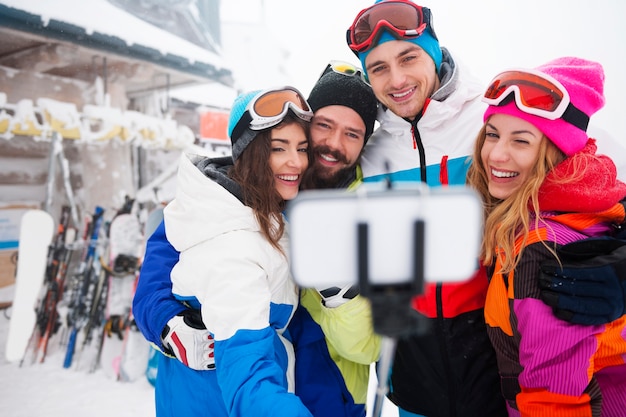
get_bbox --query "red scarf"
[538,139,626,213]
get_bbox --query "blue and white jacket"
[158,153,311,417]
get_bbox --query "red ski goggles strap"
[320,60,369,84]
[483,69,589,131]
[248,86,313,131]
[347,0,437,53]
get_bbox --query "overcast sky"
[221,0,626,147]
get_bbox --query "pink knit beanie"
[483,57,605,156]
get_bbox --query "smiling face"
[268,122,309,201]
[309,105,366,181]
[364,40,439,120]
[480,113,544,200]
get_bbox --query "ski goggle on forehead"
[320,60,369,84]
[347,0,437,53]
[483,69,589,130]
[246,86,313,131]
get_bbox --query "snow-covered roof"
[0,93,196,149]
[0,0,233,86]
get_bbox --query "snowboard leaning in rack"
[5,210,55,363]
[95,205,149,380]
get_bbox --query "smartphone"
[286,184,483,289]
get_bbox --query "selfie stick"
[287,181,482,416]
[358,218,427,417]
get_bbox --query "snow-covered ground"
[0,309,398,417]
[0,313,154,417]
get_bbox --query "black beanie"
[307,71,378,141]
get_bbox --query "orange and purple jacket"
[485,140,626,416]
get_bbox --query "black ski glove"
[539,237,626,325]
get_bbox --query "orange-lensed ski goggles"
[347,0,437,53]
[231,86,313,150]
[247,86,313,131]
[230,86,313,154]
[483,69,589,131]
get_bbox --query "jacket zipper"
[412,108,455,414]
[410,118,427,183]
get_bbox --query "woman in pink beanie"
[467,57,626,416]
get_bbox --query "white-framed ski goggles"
[231,86,313,160]
[482,68,589,130]
[246,86,313,130]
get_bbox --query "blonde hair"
[466,119,570,273]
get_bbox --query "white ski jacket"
[163,153,310,417]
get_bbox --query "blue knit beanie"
[356,1,442,75]
[227,90,261,160]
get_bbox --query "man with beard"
[133,61,380,417]
[302,61,378,191]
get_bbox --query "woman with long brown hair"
[157,86,314,417]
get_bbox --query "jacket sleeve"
[132,220,186,347]
[302,288,381,365]
[217,328,313,417]
[513,243,604,416]
[172,231,312,417]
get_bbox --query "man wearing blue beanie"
[347,2,626,417]
[355,0,442,74]
[347,1,503,417]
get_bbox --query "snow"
[0,314,155,417]
[0,314,398,417]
